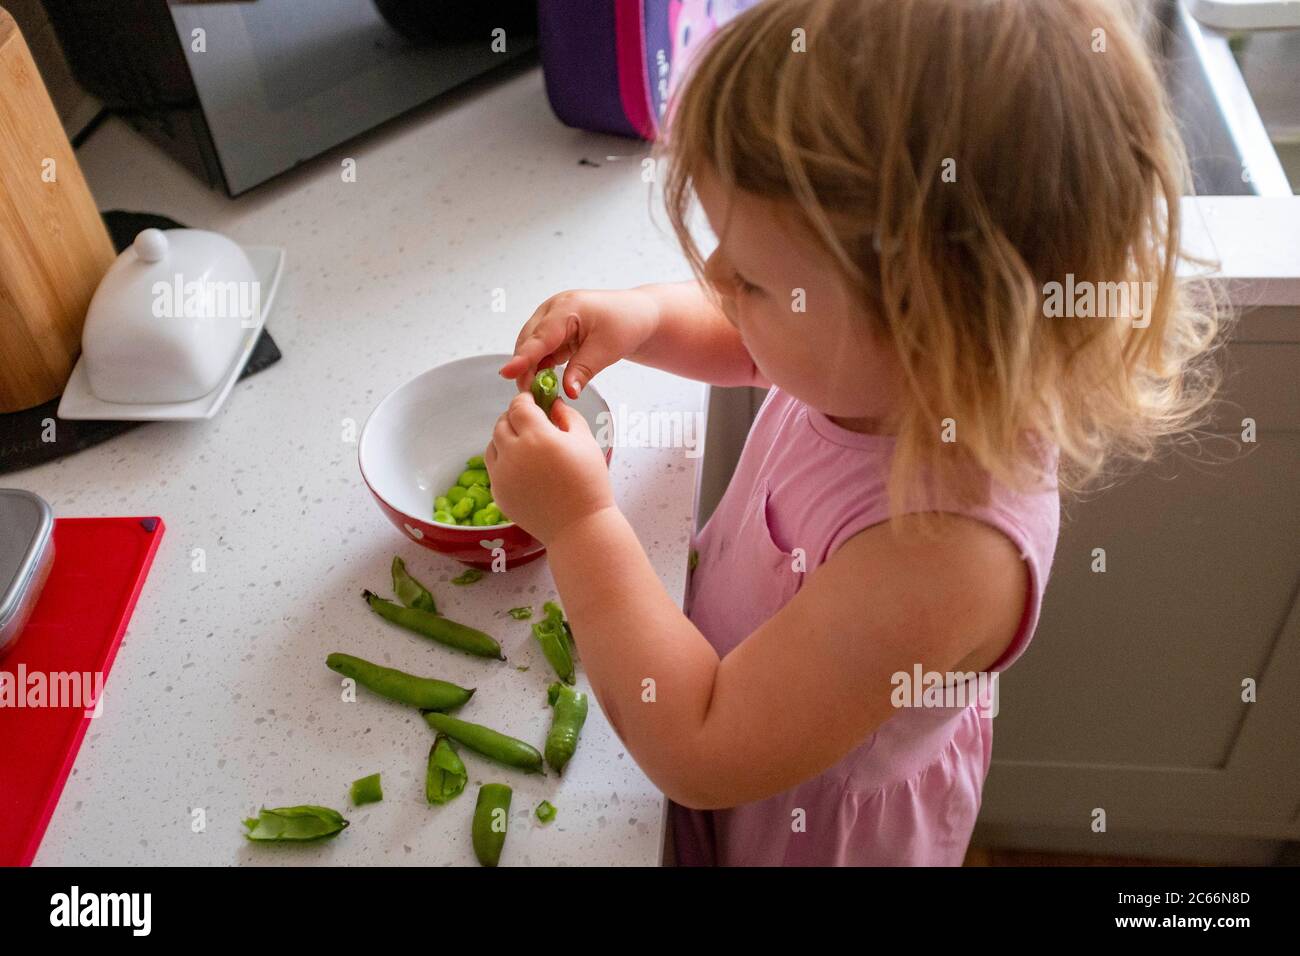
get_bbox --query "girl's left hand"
[484,393,614,543]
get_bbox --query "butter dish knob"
[132,228,169,264]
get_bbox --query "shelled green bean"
[433,454,509,527]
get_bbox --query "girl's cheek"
[716,293,740,328]
[739,307,793,379]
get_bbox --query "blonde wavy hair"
[658,0,1223,512]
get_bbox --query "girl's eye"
[732,270,760,295]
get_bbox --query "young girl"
[486,0,1219,865]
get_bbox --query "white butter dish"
[57,243,284,422]
[81,228,257,404]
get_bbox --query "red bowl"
[358,354,612,570]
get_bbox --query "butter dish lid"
[0,489,54,630]
[81,228,258,406]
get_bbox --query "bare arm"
[629,281,768,388]
[545,505,1026,809]
[485,387,1027,810]
[501,282,767,395]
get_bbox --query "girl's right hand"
[498,287,661,399]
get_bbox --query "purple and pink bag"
[538,0,759,140]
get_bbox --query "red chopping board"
[0,516,164,866]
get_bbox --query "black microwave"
[45,0,538,196]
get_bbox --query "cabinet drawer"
[1211,342,1300,433]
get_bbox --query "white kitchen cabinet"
[976,305,1300,863]
[975,183,1300,863]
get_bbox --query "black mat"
[0,211,281,476]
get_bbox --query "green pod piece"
[535,800,557,823]
[392,556,437,613]
[545,682,589,775]
[326,652,474,711]
[472,783,513,867]
[426,734,468,805]
[543,601,577,655]
[532,602,575,684]
[422,711,544,775]
[531,367,561,416]
[350,773,383,806]
[243,805,349,842]
[363,591,503,659]
[450,568,484,586]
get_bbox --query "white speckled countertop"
[12,65,704,866]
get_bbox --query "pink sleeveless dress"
[672,388,1059,866]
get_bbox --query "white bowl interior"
[360,354,611,528]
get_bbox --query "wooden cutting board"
[0,8,115,414]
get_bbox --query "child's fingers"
[500,312,577,380]
[499,351,533,381]
[498,357,524,380]
[562,334,620,398]
[507,305,556,360]
[505,390,547,432]
[532,341,578,377]
[492,409,518,447]
[549,398,583,433]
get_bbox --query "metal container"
[0,489,54,656]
